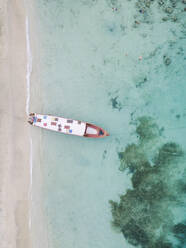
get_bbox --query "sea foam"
[25,15,33,230]
[25,16,32,116]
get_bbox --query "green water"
[30,0,186,247]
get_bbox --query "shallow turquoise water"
[30,0,186,247]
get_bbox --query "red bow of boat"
[84,123,109,138]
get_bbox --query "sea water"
[30,0,186,247]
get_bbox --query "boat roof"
[33,114,86,136]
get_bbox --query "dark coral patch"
[110,117,186,247]
[110,96,122,111]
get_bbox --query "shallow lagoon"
[31,0,186,247]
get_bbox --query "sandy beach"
[0,0,31,247]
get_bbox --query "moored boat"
[28,113,109,138]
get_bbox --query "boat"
[28,113,109,138]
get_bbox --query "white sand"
[0,0,31,247]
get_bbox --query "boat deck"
[32,114,86,136]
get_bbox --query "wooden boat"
[28,113,109,138]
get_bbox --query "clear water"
[30,0,186,247]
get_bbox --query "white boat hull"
[28,113,109,138]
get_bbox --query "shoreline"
[25,10,33,233]
[25,1,51,247]
[0,0,31,247]
[25,15,32,116]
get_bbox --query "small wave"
[26,16,32,116]
[26,15,33,230]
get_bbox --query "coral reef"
[131,0,186,24]
[135,76,147,88]
[110,117,186,247]
[163,55,172,65]
[110,96,122,111]
[135,116,160,141]
[173,222,186,247]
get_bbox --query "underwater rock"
[136,76,147,88]
[133,21,140,28]
[110,96,122,111]
[171,16,177,22]
[162,16,169,21]
[173,223,186,235]
[165,7,174,14]
[183,0,186,4]
[145,1,151,8]
[106,22,117,33]
[102,150,107,159]
[173,222,186,246]
[158,0,164,6]
[164,57,171,65]
[135,1,141,8]
[110,117,186,248]
[171,1,176,8]
[163,55,172,66]
[139,8,146,14]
